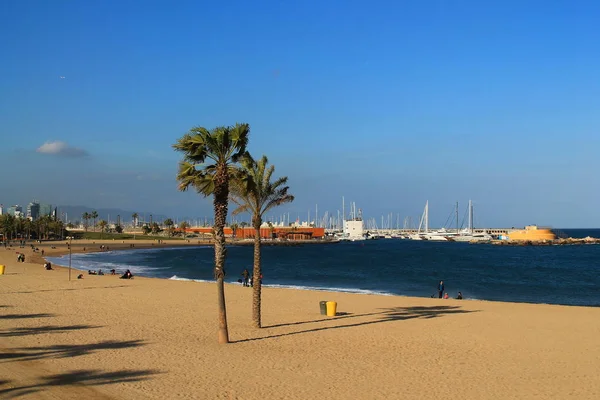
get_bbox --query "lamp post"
[67,236,73,281]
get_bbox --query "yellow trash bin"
[326,301,337,317]
[0,265,5,275]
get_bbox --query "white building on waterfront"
[343,219,364,239]
[342,203,364,240]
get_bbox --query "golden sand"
[1,241,599,399]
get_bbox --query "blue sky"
[1,0,599,228]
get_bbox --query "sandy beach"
[1,241,600,399]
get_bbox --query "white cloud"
[36,141,89,157]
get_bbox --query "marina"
[319,198,557,243]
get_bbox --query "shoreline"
[35,241,600,309]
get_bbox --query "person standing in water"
[241,269,250,287]
[438,281,445,298]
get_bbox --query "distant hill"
[56,205,167,225]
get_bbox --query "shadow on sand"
[0,324,101,337]
[0,339,147,363]
[0,313,55,320]
[0,369,161,398]
[236,305,478,343]
[3,285,132,295]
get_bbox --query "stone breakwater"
[486,237,600,246]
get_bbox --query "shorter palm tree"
[82,212,90,231]
[131,212,139,240]
[179,221,189,236]
[230,222,239,238]
[151,222,161,235]
[231,155,294,328]
[98,220,108,239]
[91,211,98,232]
[164,218,174,236]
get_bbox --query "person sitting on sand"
[98,269,104,275]
[120,269,133,279]
[44,262,53,270]
[444,292,449,299]
[88,270,97,275]
[77,274,84,279]
[457,291,463,300]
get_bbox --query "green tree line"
[0,214,67,241]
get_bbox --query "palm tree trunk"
[252,222,262,328]
[213,167,230,344]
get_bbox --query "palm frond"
[173,124,251,198]
[230,154,294,222]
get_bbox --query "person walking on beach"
[241,269,250,287]
[438,281,444,298]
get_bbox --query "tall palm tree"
[173,123,250,344]
[91,210,98,232]
[230,155,294,328]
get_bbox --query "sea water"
[46,229,600,307]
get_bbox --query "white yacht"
[448,200,493,242]
[410,200,492,242]
[409,201,449,241]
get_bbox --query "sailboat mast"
[425,200,429,233]
[469,200,473,233]
[456,201,459,234]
